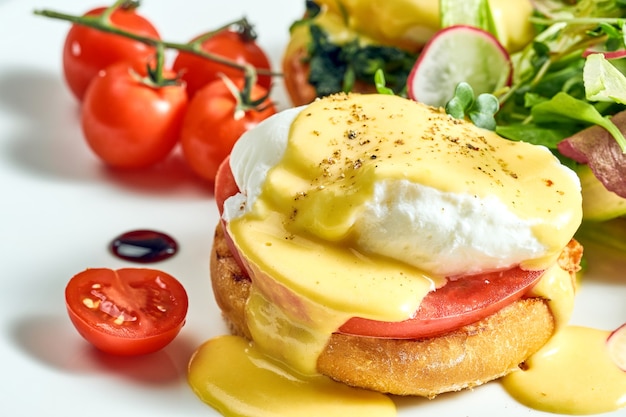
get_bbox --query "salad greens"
[471,0,626,251]
[493,0,626,151]
[302,0,416,98]
[297,0,626,250]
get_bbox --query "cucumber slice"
[440,0,497,35]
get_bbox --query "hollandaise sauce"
[502,326,626,414]
[188,335,396,417]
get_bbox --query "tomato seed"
[82,298,98,309]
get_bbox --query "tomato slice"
[214,156,249,273]
[214,159,545,339]
[339,267,544,339]
[215,156,238,218]
[65,268,188,355]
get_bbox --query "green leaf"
[532,92,626,152]
[455,82,475,108]
[343,66,355,92]
[475,93,499,114]
[600,22,621,39]
[374,69,394,95]
[445,83,499,130]
[445,82,474,119]
[306,24,417,98]
[469,111,496,131]
[524,92,548,107]
[445,97,465,119]
[584,52,626,104]
[496,124,576,149]
[468,94,499,130]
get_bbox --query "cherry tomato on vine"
[172,28,272,99]
[81,59,187,169]
[62,3,160,101]
[180,77,276,183]
[65,268,188,356]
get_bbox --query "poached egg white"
[223,104,577,277]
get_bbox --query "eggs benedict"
[210,93,583,397]
[282,0,536,106]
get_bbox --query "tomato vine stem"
[33,5,280,79]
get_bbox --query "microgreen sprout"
[374,69,395,95]
[445,82,499,131]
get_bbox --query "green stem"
[32,7,279,77]
[100,0,125,22]
[153,42,165,85]
[530,16,625,26]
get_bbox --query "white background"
[0,1,625,416]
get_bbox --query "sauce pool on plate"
[502,325,626,415]
[110,229,178,263]
[188,325,626,416]
[188,335,396,417]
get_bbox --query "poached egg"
[223,93,581,278]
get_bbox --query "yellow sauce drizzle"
[525,263,575,329]
[188,335,396,417]
[258,94,580,263]
[502,326,626,414]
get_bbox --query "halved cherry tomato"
[214,160,546,339]
[180,77,276,183]
[63,4,160,101]
[65,268,188,356]
[81,59,187,169]
[172,29,272,99]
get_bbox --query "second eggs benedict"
[282,0,536,106]
[210,92,583,398]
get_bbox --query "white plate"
[0,1,624,416]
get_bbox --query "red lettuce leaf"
[557,111,626,198]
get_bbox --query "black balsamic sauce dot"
[110,230,178,263]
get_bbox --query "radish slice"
[583,48,626,60]
[408,25,511,108]
[607,323,626,371]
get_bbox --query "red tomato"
[63,5,160,101]
[65,268,188,356]
[81,60,187,169]
[180,77,276,183]
[214,156,248,271]
[215,156,239,216]
[172,29,272,98]
[339,267,544,338]
[214,160,546,339]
